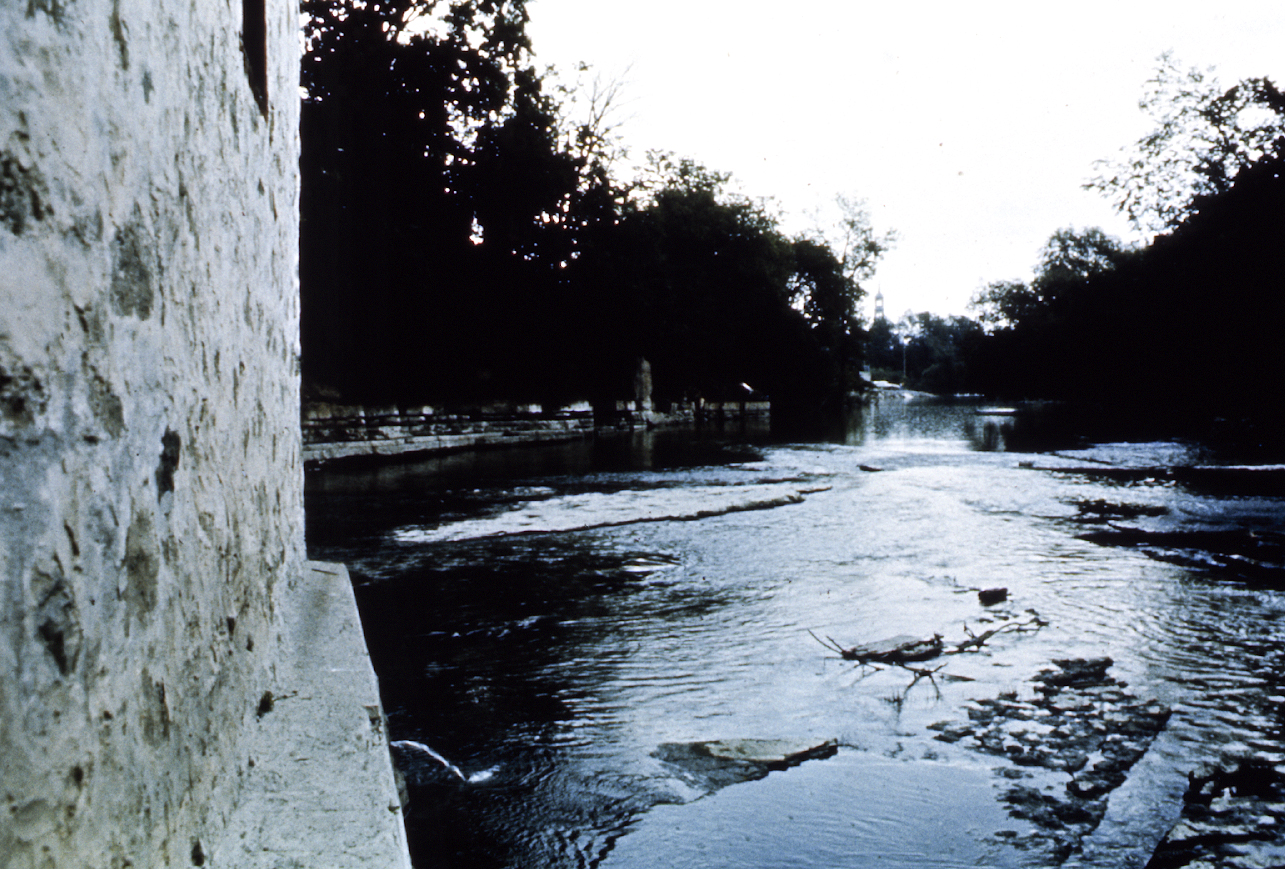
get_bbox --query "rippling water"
[305,396,1285,868]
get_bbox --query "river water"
[305,396,1285,869]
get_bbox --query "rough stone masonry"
[1,3,407,867]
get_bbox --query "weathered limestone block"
[1,2,302,866]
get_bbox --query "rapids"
[306,396,1285,868]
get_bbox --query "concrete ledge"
[303,429,591,463]
[213,562,411,868]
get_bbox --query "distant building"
[874,290,886,322]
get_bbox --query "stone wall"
[302,402,596,463]
[0,2,303,866]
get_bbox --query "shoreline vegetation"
[300,1,1285,454]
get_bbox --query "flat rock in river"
[698,738,838,764]
[653,738,838,797]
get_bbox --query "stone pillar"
[633,356,653,413]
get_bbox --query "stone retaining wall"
[302,400,772,463]
[0,4,404,867]
[302,403,596,462]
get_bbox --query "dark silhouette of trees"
[300,0,578,403]
[582,155,862,427]
[972,228,1137,332]
[1085,52,1285,233]
[969,148,1285,444]
[299,5,892,419]
[866,312,985,395]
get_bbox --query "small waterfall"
[392,740,495,783]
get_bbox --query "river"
[304,395,1285,868]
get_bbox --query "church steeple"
[874,290,885,322]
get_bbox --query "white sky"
[527,1,1285,319]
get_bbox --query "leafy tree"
[1035,227,1135,288]
[569,153,863,429]
[971,279,1039,331]
[549,63,632,197]
[971,227,1133,330]
[788,239,855,327]
[298,3,887,422]
[621,155,795,401]
[1085,53,1285,232]
[864,315,903,378]
[788,193,894,389]
[805,195,896,283]
[300,0,578,402]
[971,60,1285,438]
[908,314,985,395]
[867,312,986,394]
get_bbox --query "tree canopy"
[1085,52,1285,233]
[298,1,892,423]
[965,55,1285,444]
[301,0,581,402]
[971,227,1136,331]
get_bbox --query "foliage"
[897,313,986,394]
[607,157,798,400]
[300,0,580,402]
[548,62,632,193]
[789,238,855,329]
[971,228,1135,330]
[970,146,1285,441]
[828,194,898,286]
[298,2,891,420]
[1085,53,1285,233]
[798,194,894,320]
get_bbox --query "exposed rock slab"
[698,738,839,764]
[930,658,1170,864]
[1146,758,1285,869]
[654,738,837,796]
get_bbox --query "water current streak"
[306,404,1285,869]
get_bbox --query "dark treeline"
[872,147,1285,444]
[962,57,1285,443]
[301,7,1283,445]
[867,55,1285,449]
[969,157,1285,428]
[300,0,878,429]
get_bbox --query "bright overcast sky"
[527,1,1285,319]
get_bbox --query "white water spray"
[391,740,495,783]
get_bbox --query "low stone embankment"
[214,562,411,868]
[302,400,772,463]
[303,403,596,463]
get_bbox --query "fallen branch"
[904,662,946,694]
[810,613,1047,666]
[808,630,944,665]
[944,614,1047,655]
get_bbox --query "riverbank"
[301,400,771,464]
[305,404,1285,868]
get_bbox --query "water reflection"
[305,398,1285,869]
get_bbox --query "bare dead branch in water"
[809,612,1047,697]
[904,662,946,697]
[945,614,1047,656]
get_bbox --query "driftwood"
[810,613,1047,667]
[807,632,945,665]
[949,614,1047,654]
[811,613,1047,698]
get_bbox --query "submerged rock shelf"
[930,657,1171,863]
[1147,758,1285,869]
[653,739,839,797]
